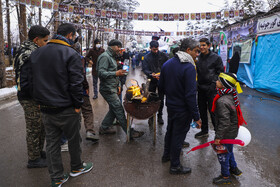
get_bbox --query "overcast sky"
[133,0,233,32]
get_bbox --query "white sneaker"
[61,141,68,152]
[86,131,99,143]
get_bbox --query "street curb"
[0,87,17,101]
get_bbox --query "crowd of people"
[13,23,246,186]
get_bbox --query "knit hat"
[218,72,243,93]
[150,40,159,48]
[108,39,122,47]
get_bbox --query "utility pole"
[0,0,7,88]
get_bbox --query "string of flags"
[14,0,244,21]
[72,23,206,37]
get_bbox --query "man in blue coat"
[159,38,202,174]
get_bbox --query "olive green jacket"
[97,47,120,94]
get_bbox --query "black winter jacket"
[214,94,239,140]
[142,51,168,84]
[196,51,224,91]
[31,39,84,109]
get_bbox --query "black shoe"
[40,151,46,159]
[170,165,191,174]
[158,116,164,125]
[230,167,243,176]
[213,175,232,185]
[92,95,98,99]
[161,156,170,163]
[99,126,116,135]
[182,141,190,148]
[27,158,47,168]
[194,131,209,138]
[131,129,144,138]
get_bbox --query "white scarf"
[176,51,196,67]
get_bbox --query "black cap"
[94,38,101,44]
[108,39,122,47]
[150,40,159,48]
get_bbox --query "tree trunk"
[18,4,27,43]
[6,0,12,66]
[39,8,42,26]
[53,11,59,34]
[0,0,7,88]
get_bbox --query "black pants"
[149,81,164,116]
[163,109,191,167]
[42,107,83,180]
[198,89,216,133]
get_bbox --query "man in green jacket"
[97,39,144,139]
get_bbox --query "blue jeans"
[92,75,98,97]
[217,144,237,177]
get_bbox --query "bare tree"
[0,0,7,88]
[17,4,27,43]
[6,0,12,65]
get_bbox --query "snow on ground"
[0,86,17,101]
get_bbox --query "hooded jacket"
[31,38,84,109]
[196,51,224,91]
[158,52,200,121]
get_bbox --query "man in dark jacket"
[142,40,168,125]
[85,39,105,99]
[31,23,93,186]
[14,25,50,168]
[159,38,202,174]
[195,38,224,138]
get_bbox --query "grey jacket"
[214,94,239,140]
[97,47,120,94]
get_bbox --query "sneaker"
[70,162,93,177]
[51,174,69,187]
[99,126,116,135]
[213,175,232,185]
[131,128,144,138]
[157,116,164,125]
[61,141,68,152]
[230,167,243,176]
[27,158,47,168]
[92,95,98,99]
[194,131,209,138]
[170,165,191,174]
[86,131,99,143]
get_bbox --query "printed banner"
[257,13,280,34]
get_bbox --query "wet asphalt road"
[0,67,280,187]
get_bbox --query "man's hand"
[75,108,81,113]
[195,119,202,129]
[117,87,121,95]
[152,72,160,80]
[86,89,89,95]
[116,69,127,76]
[214,139,221,145]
